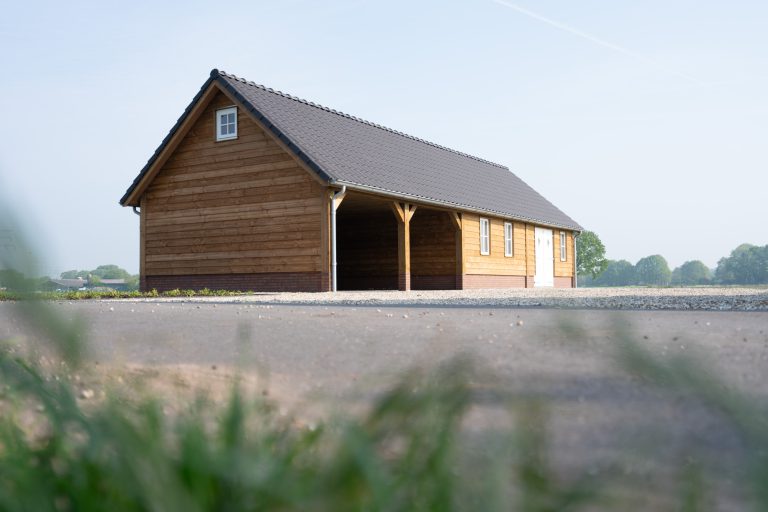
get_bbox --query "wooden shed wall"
[554,230,574,278]
[461,213,574,288]
[462,213,527,275]
[410,209,457,290]
[142,90,326,291]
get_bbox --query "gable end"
[119,69,331,207]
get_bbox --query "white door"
[534,227,554,287]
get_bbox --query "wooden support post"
[320,190,331,291]
[525,224,535,288]
[391,202,416,291]
[451,212,464,289]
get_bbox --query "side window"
[560,231,567,261]
[504,222,513,257]
[480,218,490,255]
[216,107,238,141]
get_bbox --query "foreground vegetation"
[1,299,767,510]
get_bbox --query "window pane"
[220,125,226,135]
[228,113,235,124]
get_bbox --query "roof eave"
[119,71,220,207]
[331,180,583,231]
[214,75,334,184]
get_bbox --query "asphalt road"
[2,300,767,509]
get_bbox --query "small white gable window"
[560,231,567,261]
[216,107,237,141]
[479,218,490,255]
[504,222,514,257]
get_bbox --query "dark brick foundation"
[411,275,458,290]
[143,272,574,292]
[144,272,325,293]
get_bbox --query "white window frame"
[560,231,567,261]
[215,106,238,141]
[504,222,514,257]
[479,218,490,255]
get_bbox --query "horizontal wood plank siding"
[410,209,457,281]
[525,224,535,279]
[460,213,572,288]
[554,231,574,278]
[462,213,526,276]
[143,90,324,285]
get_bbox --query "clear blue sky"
[1,0,766,276]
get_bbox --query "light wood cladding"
[525,224,535,277]
[462,213,527,276]
[462,213,574,279]
[554,230,574,277]
[143,90,324,277]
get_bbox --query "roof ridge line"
[215,69,508,170]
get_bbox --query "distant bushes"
[580,242,768,287]
[715,244,768,285]
[581,255,675,287]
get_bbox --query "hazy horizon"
[2,0,766,277]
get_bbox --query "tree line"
[577,232,768,286]
[0,264,139,291]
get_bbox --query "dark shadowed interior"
[336,194,457,290]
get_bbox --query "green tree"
[671,260,712,286]
[576,231,608,280]
[635,255,672,286]
[60,269,90,280]
[0,269,27,290]
[91,264,131,280]
[715,244,768,284]
[125,275,140,291]
[590,259,635,286]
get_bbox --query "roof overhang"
[331,180,583,232]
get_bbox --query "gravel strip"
[116,287,768,311]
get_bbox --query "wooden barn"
[120,70,583,292]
